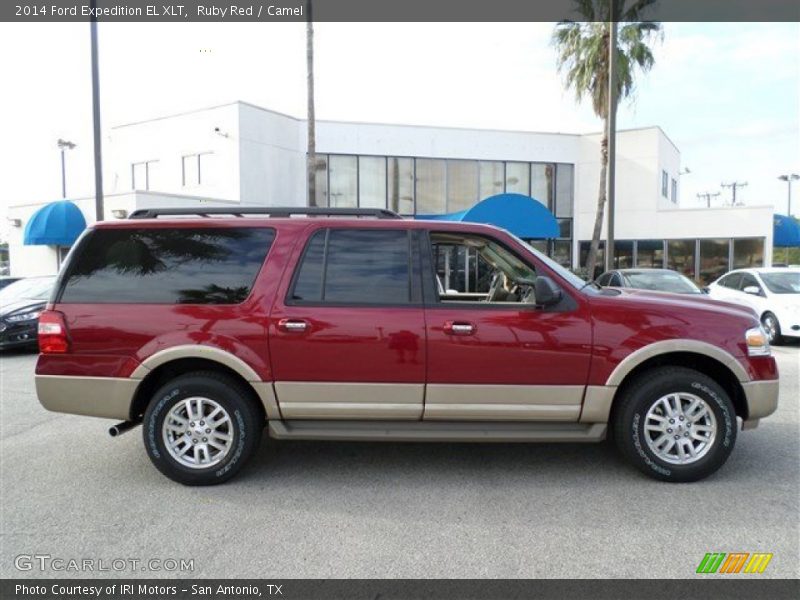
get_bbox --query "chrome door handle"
[444,321,476,335]
[278,318,308,332]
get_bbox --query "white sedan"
[707,268,800,344]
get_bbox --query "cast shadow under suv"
[36,207,779,485]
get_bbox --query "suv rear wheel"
[143,372,263,485]
[613,367,737,482]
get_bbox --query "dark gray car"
[595,268,703,295]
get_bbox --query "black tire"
[761,312,784,346]
[142,371,263,485]
[613,366,737,483]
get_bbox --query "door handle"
[443,321,476,336]
[278,318,309,333]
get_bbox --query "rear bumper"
[741,379,780,423]
[36,375,137,420]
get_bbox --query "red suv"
[36,207,779,485]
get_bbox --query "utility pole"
[57,139,76,198]
[90,0,104,221]
[721,181,747,206]
[778,174,799,216]
[696,191,720,208]
[605,8,618,272]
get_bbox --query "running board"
[268,420,607,443]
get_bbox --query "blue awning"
[416,193,560,239]
[774,214,800,247]
[24,200,87,246]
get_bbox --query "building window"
[531,163,555,209]
[505,162,530,195]
[415,158,446,214]
[131,160,158,190]
[479,161,504,200]
[358,156,386,209]
[552,240,571,268]
[614,241,634,269]
[328,155,358,208]
[579,241,606,280]
[667,239,696,280]
[670,178,678,203]
[636,240,664,268]
[555,164,574,217]
[732,238,765,269]
[446,160,479,212]
[182,152,212,187]
[698,239,730,284]
[661,170,669,197]
[388,157,414,214]
[312,155,328,207]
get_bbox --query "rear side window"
[290,229,412,304]
[59,227,274,304]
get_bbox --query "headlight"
[745,326,771,356]
[5,310,42,323]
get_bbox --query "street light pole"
[56,139,76,199]
[90,0,104,221]
[778,174,800,216]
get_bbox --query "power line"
[721,181,748,206]
[696,191,720,208]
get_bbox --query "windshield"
[622,271,701,294]
[0,277,55,305]
[516,237,587,290]
[760,272,800,294]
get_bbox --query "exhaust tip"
[109,421,139,437]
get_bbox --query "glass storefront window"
[668,239,696,280]
[415,158,446,214]
[505,162,530,195]
[733,238,765,269]
[557,219,572,239]
[614,241,634,269]
[358,156,387,209]
[531,163,555,208]
[555,164,574,217]
[447,160,478,212]
[312,155,328,207]
[552,240,571,268]
[636,240,664,268]
[479,161,504,200]
[328,155,357,207]
[388,157,414,215]
[579,241,606,280]
[698,239,730,284]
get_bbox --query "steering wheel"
[486,272,504,302]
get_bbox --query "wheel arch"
[129,348,278,422]
[608,348,749,421]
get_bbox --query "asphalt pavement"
[1,345,798,579]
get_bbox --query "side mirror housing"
[535,276,563,306]
[743,285,761,296]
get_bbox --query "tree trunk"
[306,1,316,207]
[586,126,609,280]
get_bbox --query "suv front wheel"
[143,372,263,485]
[613,367,737,482]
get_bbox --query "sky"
[0,21,798,239]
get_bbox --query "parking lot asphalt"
[1,345,798,579]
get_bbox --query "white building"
[6,101,775,282]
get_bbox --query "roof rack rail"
[128,207,403,220]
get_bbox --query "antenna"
[696,191,721,208]
[721,181,748,206]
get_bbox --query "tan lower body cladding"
[274,382,585,421]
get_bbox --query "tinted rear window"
[59,227,274,304]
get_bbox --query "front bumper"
[741,379,780,424]
[0,321,38,349]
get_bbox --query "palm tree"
[553,0,661,279]
[306,0,317,206]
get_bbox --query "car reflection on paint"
[0,276,56,350]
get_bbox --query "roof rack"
[128,207,403,220]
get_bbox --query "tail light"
[38,310,70,353]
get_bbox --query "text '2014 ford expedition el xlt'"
[36,207,779,485]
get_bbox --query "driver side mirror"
[743,285,761,296]
[535,276,562,306]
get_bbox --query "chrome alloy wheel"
[644,392,717,465]
[162,397,234,469]
[762,315,778,344]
